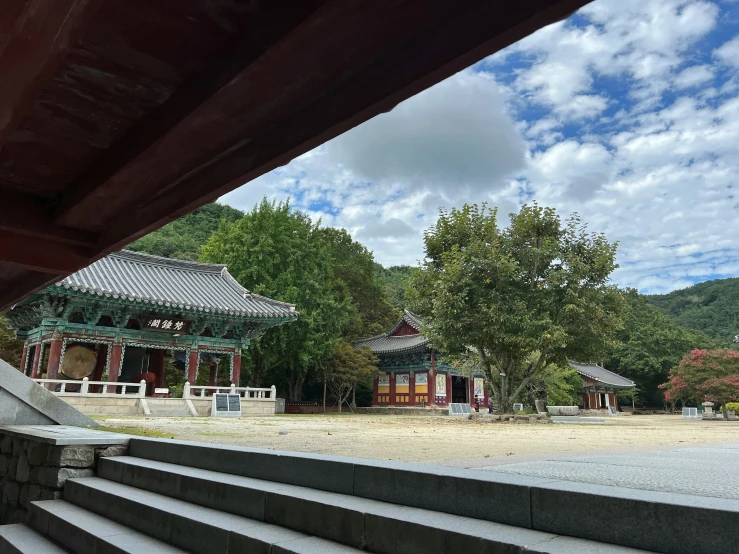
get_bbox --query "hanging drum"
[60,345,97,379]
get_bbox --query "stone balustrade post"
[183,382,190,399]
[138,380,146,398]
[271,385,276,399]
[230,384,236,394]
[80,377,89,396]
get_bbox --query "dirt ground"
[92,413,739,464]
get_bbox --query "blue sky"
[222,0,739,294]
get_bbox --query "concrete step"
[26,500,186,553]
[0,523,68,554]
[126,438,739,554]
[96,456,651,554]
[63,477,364,554]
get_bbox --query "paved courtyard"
[94,412,739,464]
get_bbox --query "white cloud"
[714,35,739,67]
[221,0,739,295]
[674,64,715,88]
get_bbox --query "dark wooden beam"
[53,0,326,228]
[0,0,101,153]
[97,0,590,250]
[0,270,59,312]
[0,192,97,247]
[0,231,92,274]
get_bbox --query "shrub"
[725,402,739,413]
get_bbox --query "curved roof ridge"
[219,268,297,312]
[110,250,227,273]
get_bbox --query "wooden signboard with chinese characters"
[142,317,192,334]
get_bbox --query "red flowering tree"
[660,349,739,417]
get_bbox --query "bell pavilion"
[355,311,488,408]
[5,250,298,393]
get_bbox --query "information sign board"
[211,393,242,417]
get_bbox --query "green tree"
[0,316,23,368]
[604,290,716,405]
[408,203,623,412]
[318,228,399,341]
[129,203,243,260]
[201,199,349,400]
[323,342,378,412]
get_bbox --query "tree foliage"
[604,290,717,405]
[323,343,378,412]
[375,265,414,310]
[129,203,243,260]
[647,278,739,345]
[318,228,399,341]
[408,203,623,412]
[660,349,739,416]
[202,199,349,400]
[0,316,23,368]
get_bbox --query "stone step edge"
[26,500,186,554]
[62,478,363,554]
[69,472,641,554]
[126,438,739,554]
[0,523,68,554]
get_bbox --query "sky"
[221,0,739,295]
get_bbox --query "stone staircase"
[0,437,710,553]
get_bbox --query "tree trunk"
[723,404,729,420]
[288,370,304,401]
[351,383,356,408]
[323,380,327,413]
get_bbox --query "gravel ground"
[92,413,739,463]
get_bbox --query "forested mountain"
[128,203,243,260]
[647,278,739,345]
[604,291,717,405]
[375,265,414,310]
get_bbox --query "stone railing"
[183,382,276,400]
[32,378,147,398]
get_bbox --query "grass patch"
[97,426,174,439]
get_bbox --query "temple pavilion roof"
[51,250,298,319]
[355,310,430,355]
[568,361,635,389]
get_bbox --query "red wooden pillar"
[30,344,42,378]
[232,352,241,386]
[445,372,452,405]
[19,344,28,374]
[409,371,416,406]
[468,377,474,406]
[108,342,122,383]
[46,334,63,383]
[389,373,396,406]
[429,350,436,406]
[483,379,489,409]
[187,348,199,384]
[372,376,378,406]
[150,349,165,389]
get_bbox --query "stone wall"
[0,432,127,524]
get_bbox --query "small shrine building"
[5,251,298,393]
[355,311,488,408]
[569,361,635,412]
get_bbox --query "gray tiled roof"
[355,333,430,354]
[387,310,424,334]
[54,250,298,319]
[355,310,430,354]
[569,361,635,389]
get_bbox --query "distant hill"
[375,264,415,310]
[647,278,739,344]
[127,203,243,261]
